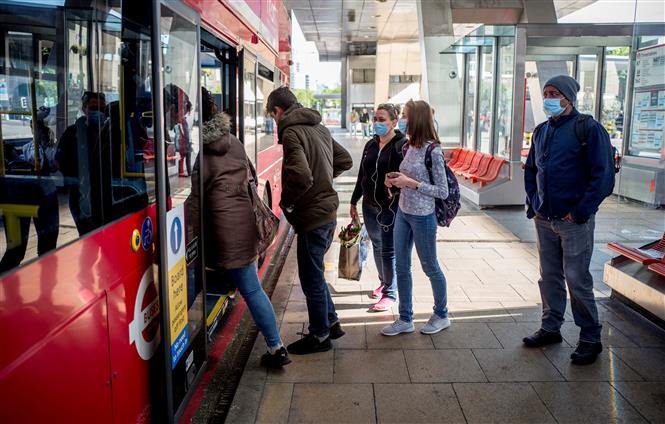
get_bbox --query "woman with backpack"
[350,103,406,312]
[382,99,451,336]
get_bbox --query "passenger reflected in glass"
[55,91,109,236]
[0,107,59,272]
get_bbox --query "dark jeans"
[362,201,397,300]
[296,220,338,337]
[534,215,602,343]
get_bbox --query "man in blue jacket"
[523,75,615,365]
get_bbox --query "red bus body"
[0,1,291,422]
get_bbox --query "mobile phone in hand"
[386,172,400,179]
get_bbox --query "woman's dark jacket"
[351,130,406,207]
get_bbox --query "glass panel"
[523,59,574,150]
[577,54,598,117]
[464,52,477,149]
[243,55,256,163]
[478,44,494,154]
[628,35,665,159]
[0,2,153,275]
[601,47,630,152]
[159,3,204,377]
[494,37,514,158]
[257,75,275,152]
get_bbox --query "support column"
[341,56,348,129]
[416,0,462,145]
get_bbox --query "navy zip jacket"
[524,108,615,223]
[351,131,406,207]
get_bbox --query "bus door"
[200,30,240,335]
[153,2,207,422]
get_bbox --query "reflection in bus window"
[0,1,153,274]
[243,55,257,163]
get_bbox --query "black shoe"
[570,341,603,365]
[287,333,332,355]
[260,347,292,368]
[522,329,563,348]
[329,321,346,340]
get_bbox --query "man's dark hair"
[201,87,215,123]
[82,91,105,106]
[266,86,297,114]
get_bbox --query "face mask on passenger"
[397,119,408,134]
[543,98,566,117]
[87,110,106,127]
[373,122,390,136]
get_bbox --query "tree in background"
[293,88,315,108]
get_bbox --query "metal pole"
[490,36,499,155]
[595,47,605,120]
[473,47,481,151]
[510,26,527,167]
[150,1,175,422]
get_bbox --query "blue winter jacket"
[524,109,615,223]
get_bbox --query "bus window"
[257,63,276,153]
[0,1,153,275]
[243,53,257,164]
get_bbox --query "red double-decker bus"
[0,0,291,422]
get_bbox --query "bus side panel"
[0,297,113,423]
[257,143,283,216]
[105,206,161,423]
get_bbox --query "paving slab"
[531,382,647,423]
[454,382,556,423]
[288,383,375,424]
[374,384,466,424]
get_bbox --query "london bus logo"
[129,267,161,360]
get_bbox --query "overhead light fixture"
[369,26,376,29]
[364,35,369,38]
[374,14,381,18]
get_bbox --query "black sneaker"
[570,341,603,365]
[522,329,563,348]
[260,347,292,369]
[287,333,332,355]
[329,321,346,340]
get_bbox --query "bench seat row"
[447,148,506,187]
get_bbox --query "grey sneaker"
[420,315,451,334]
[381,319,415,336]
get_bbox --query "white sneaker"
[381,319,415,336]
[420,315,451,334]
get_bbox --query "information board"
[166,205,188,369]
[630,44,665,158]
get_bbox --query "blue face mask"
[373,122,390,136]
[87,111,106,127]
[543,98,566,117]
[397,119,408,134]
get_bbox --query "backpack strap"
[424,142,438,184]
[575,113,591,146]
[532,121,547,145]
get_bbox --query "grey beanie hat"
[544,75,580,104]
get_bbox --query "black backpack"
[532,113,621,174]
[402,142,461,227]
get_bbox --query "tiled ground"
[228,131,665,424]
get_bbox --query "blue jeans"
[228,262,282,349]
[297,220,338,337]
[362,201,398,300]
[394,209,448,322]
[534,215,602,343]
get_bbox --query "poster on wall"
[630,44,665,158]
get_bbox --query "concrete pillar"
[341,56,347,129]
[416,0,463,145]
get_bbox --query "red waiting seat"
[455,151,481,173]
[456,151,483,176]
[474,157,505,186]
[462,153,492,179]
[607,232,665,265]
[450,149,471,170]
[648,261,665,277]
[446,148,463,167]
